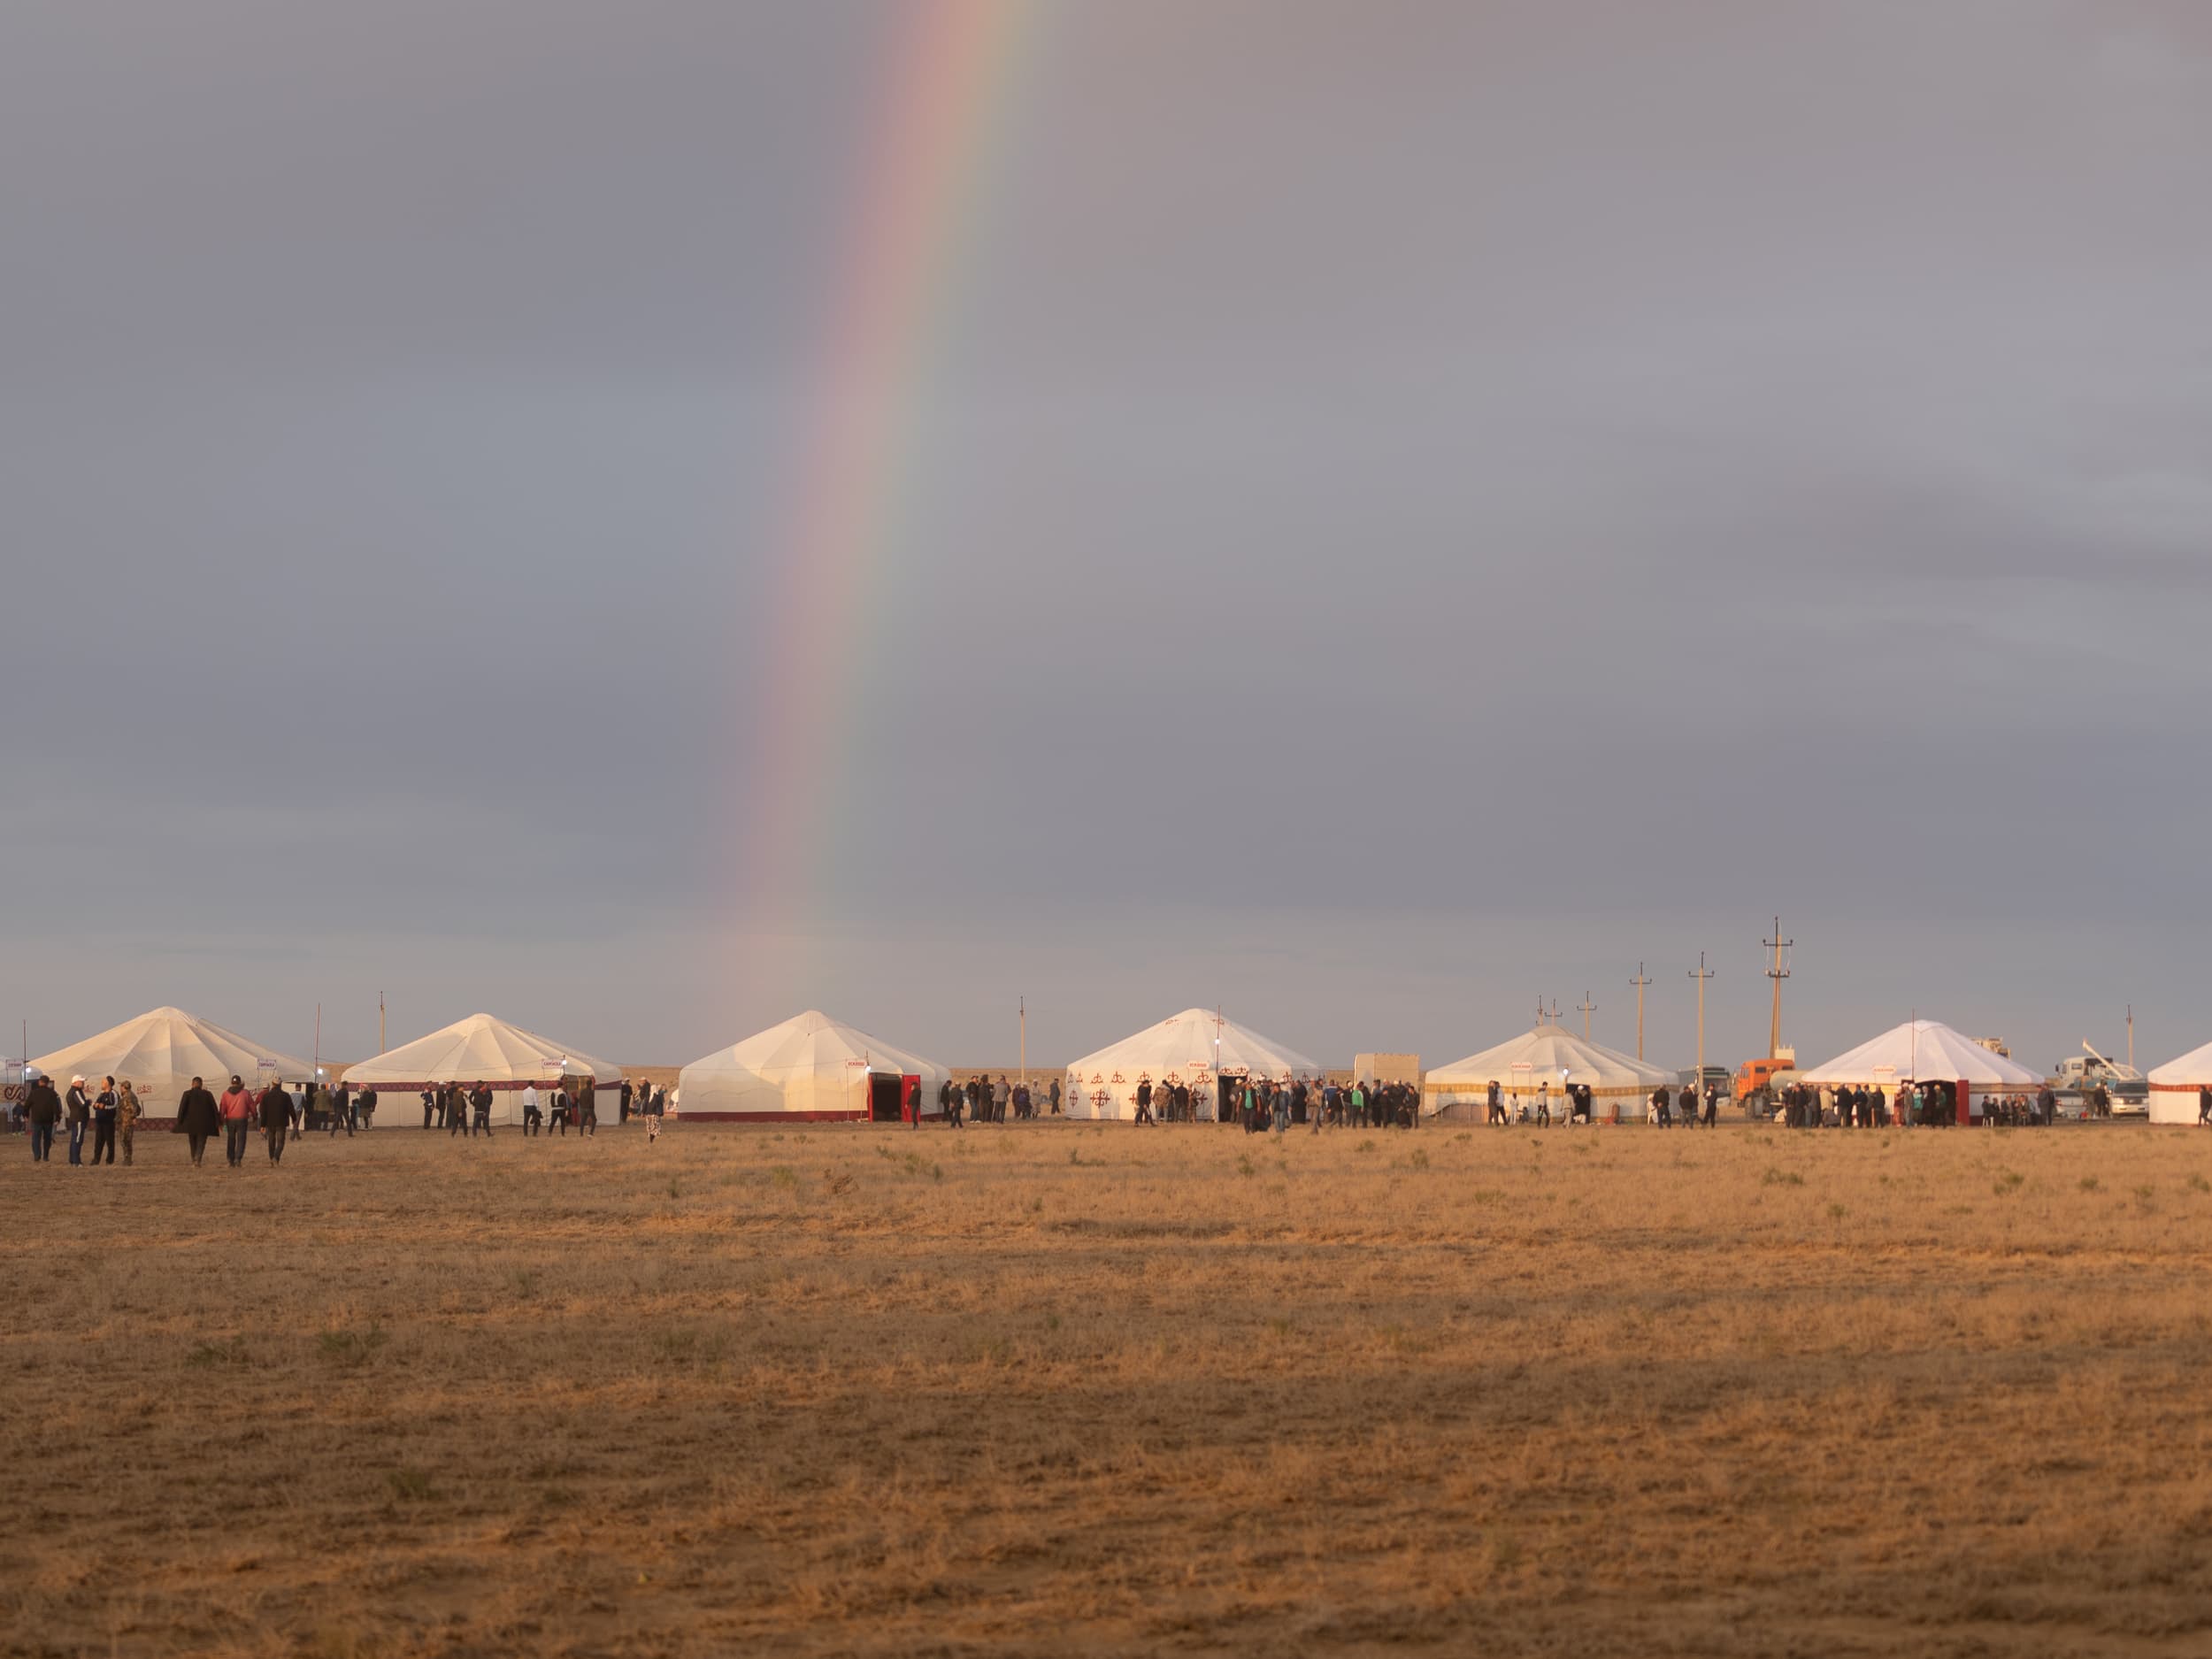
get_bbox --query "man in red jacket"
[218,1076,257,1168]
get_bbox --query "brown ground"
[6,1118,2211,1658]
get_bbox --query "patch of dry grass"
[7,1120,2212,1656]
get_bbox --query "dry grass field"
[8,1118,2212,1658]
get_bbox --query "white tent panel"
[1423,1025,1676,1118]
[2147,1040,2212,1125]
[1063,1009,1319,1121]
[678,1010,949,1122]
[342,1012,623,1125]
[32,1007,314,1124]
[1799,1019,2039,1120]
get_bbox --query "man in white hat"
[64,1077,93,1165]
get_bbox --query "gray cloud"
[4,2,2208,1075]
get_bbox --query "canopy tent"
[1063,1009,1320,1121]
[31,1007,314,1125]
[1422,1024,1676,1120]
[342,1012,622,1125]
[2147,1041,2212,1125]
[677,1010,947,1123]
[1800,1018,2039,1122]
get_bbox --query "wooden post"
[1688,955,1714,1094]
[1630,964,1651,1060]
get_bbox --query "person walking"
[65,1077,93,1164]
[90,1076,119,1165]
[1048,1077,1062,1116]
[357,1086,377,1129]
[177,1076,220,1166]
[2200,1085,2211,1126]
[218,1076,257,1168]
[645,1085,664,1145]
[577,1077,597,1137]
[26,1073,62,1163]
[258,1080,291,1164]
[520,1081,541,1136]
[470,1081,493,1138]
[116,1079,142,1166]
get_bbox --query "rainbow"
[735,0,1036,974]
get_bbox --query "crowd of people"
[1768,1081,2064,1128]
[935,1074,1063,1125]
[14,1066,2200,1157]
[10,1070,680,1165]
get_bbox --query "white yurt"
[32,1007,314,1125]
[342,1012,623,1125]
[1064,1009,1320,1121]
[2147,1041,2212,1125]
[677,1010,948,1123]
[1422,1023,1676,1120]
[1799,1019,2039,1122]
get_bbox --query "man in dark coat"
[26,1075,61,1163]
[258,1082,292,1164]
[176,1076,221,1166]
[577,1077,597,1136]
[91,1077,120,1164]
[470,1082,494,1137]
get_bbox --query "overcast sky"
[4,2,2208,1075]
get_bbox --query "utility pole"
[379,991,386,1055]
[1764,916,1792,1058]
[1630,964,1651,1060]
[1688,954,1714,1086]
[1019,995,1026,1094]
[2126,1004,2134,1071]
[1577,991,1597,1041]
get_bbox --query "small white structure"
[32,1007,313,1125]
[1064,1009,1319,1121]
[678,1010,948,1123]
[1423,1025,1675,1120]
[1800,1018,2040,1122]
[2147,1041,2212,1125]
[343,1012,622,1125]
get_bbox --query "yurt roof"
[2148,1040,2212,1085]
[1064,1008,1319,1081]
[1799,1019,2039,1087]
[1425,1024,1676,1088]
[33,1006,314,1087]
[680,1010,945,1083]
[339,1012,622,1087]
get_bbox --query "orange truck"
[1734,1048,1796,1103]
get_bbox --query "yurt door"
[868,1073,904,1123]
[900,1074,919,1124]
